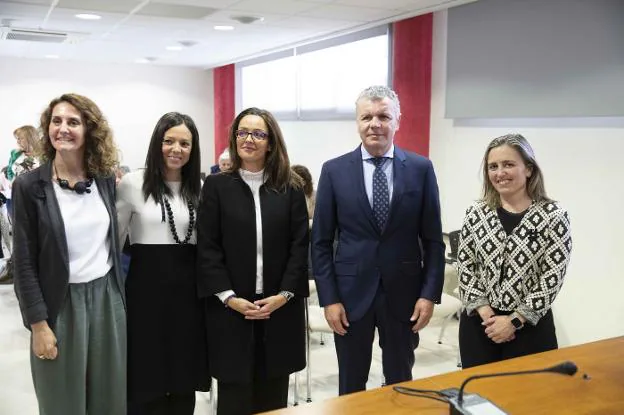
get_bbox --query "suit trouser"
[30,269,127,415]
[334,286,419,395]
[459,308,558,369]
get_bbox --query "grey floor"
[0,284,461,414]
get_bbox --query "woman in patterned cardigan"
[457,134,572,369]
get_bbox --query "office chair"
[448,230,460,262]
[302,280,333,403]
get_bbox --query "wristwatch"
[279,291,294,302]
[510,312,524,330]
[224,294,237,308]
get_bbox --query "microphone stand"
[446,361,577,415]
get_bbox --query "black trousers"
[334,286,419,395]
[217,311,289,415]
[128,393,196,415]
[459,308,558,369]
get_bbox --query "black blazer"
[12,161,126,330]
[197,171,309,382]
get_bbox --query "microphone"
[445,361,578,415]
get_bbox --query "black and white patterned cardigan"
[457,200,572,325]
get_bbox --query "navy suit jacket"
[311,145,445,322]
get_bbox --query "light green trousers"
[30,270,127,415]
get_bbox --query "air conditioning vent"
[0,27,76,43]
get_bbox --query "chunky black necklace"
[53,162,93,194]
[160,197,195,244]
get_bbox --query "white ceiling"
[0,0,477,68]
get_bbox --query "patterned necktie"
[372,157,389,231]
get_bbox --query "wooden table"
[265,337,624,414]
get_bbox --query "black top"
[497,206,527,235]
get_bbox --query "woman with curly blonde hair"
[12,93,127,414]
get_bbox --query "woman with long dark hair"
[117,112,210,414]
[197,107,309,415]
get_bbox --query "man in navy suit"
[311,85,445,395]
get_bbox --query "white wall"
[0,57,214,172]
[279,120,360,184]
[430,11,624,346]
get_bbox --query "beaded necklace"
[159,196,195,245]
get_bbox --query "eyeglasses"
[235,129,269,141]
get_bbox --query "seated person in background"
[218,149,232,172]
[292,164,315,226]
[210,148,231,174]
[457,133,572,369]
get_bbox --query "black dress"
[117,171,210,405]
[126,244,210,402]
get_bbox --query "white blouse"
[116,170,197,246]
[54,181,112,283]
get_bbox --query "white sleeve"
[116,174,134,246]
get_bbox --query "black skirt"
[126,244,210,403]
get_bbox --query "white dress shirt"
[361,144,394,207]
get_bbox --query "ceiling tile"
[0,2,49,19]
[269,15,357,30]
[334,0,419,9]
[228,0,321,15]
[293,0,336,3]
[138,3,218,19]
[0,0,51,5]
[0,0,480,67]
[57,0,142,14]
[300,4,401,21]
[202,9,290,25]
[155,0,238,7]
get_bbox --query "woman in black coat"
[197,107,309,415]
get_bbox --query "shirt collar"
[361,144,394,160]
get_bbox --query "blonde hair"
[481,134,552,208]
[13,125,40,154]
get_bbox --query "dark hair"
[292,165,313,197]
[39,93,118,177]
[142,112,201,207]
[228,107,301,191]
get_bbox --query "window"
[236,26,390,120]
[240,53,297,116]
